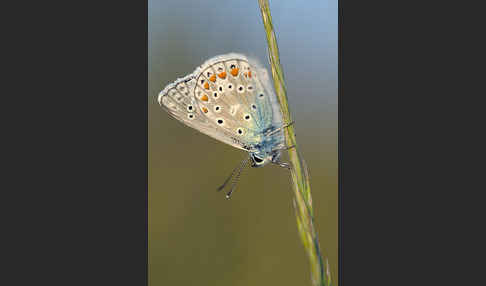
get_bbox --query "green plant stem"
[257,1,332,285]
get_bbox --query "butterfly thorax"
[249,128,285,167]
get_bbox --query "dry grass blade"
[257,1,332,285]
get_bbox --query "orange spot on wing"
[201,107,208,113]
[230,68,239,76]
[200,94,208,101]
[209,74,216,82]
[203,82,209,89]
[248,71,252,78]
[217,71,226,79]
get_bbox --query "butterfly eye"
[253,156,264,164]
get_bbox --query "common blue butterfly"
[158,53,293,198]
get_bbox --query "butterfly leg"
[281,144,296,151]
[273,144,296,152]
[265,121,295,136]
[270,143,296,170]
[272,160,291,169]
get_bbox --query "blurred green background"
[149,1,337,285]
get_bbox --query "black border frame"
[9,0,465,284]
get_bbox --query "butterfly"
[158,53,293,199]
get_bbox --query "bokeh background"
[149,1,337,285]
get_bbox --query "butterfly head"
[249,150,281,168]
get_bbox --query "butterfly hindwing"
[193,54,277,146]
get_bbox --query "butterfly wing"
[158,75,247,150]
[159,53,284,151]
[191,53,284,148]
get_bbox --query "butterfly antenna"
[225,157,250,200]
[217,166,239,192]
[217,155,248,192]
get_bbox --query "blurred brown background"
[149,1,337,285]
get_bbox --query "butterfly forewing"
[158,75,247,150]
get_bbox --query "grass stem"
[257,1,332,285]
